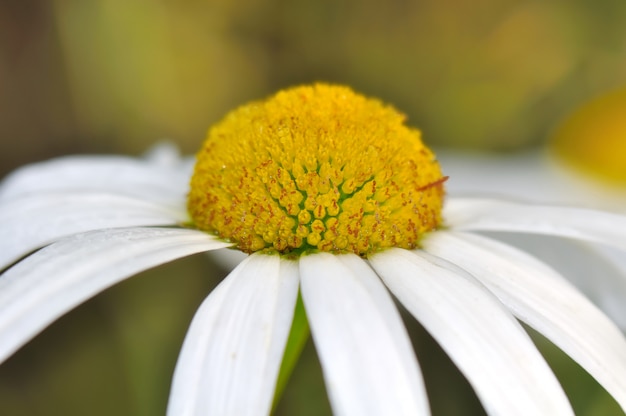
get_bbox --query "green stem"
[271,291,309,413]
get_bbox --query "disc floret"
[188,84,446,256]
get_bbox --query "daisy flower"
[2,84,626,415]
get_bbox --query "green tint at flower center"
[188,84,446,256]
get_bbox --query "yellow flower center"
[188,84,446,256]
[550,87,626,186]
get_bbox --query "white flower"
[2,85,626,416]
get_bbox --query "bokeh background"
[1,0,625,414]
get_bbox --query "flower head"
[2,84,626,415]
[188,84,445,255]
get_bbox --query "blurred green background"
[3,0,626,176]
[1,0,625,414]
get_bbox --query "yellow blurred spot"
[551,88,626,185]
[188,84,445,256]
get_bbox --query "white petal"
[141,141,183,168]
[0,227,230,363]
[0,155,189,205]
[167,254,299,416]
[299,253,429,416]
[0,193,188,270]
[578,244,626,328]
[424,231,626,411]
[440,151,577,204]
[440,150,626,210]
[370,248,573,416]
[444,197,626,251]
[480,232,626,329]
